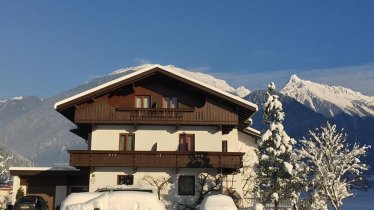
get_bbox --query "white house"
[11,65,260,209]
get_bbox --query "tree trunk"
[293,203,297,210]
[334,203,340,210]
[274,200,279,210]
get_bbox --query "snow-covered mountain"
[111,64,251,97]
[0,64,251,166]
[281,75,374,118]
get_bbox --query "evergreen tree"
[255,82,298,209]
[16,187,25,200]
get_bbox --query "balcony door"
[119,133,135,151]
[179,134,195,152]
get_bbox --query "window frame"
[117,175,134,185]
[135,95,151,108]
[179,134,195,152]
[162,96,178,108]
[222,140,228,152]
[178,175,195,195]
[119,133,135,151]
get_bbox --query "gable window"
[179,134,195,152]
[162,97,177,108]
[118,175,134,185]
[119,133,135,151]
[178,175,195,195]
[135,96,150,108]
[222,140,228,152]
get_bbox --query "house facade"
[12,65,260,209]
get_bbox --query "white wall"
[91,125,222,152]
[89,125,259,209]
[11,176,20,204]
[223,130,258,208]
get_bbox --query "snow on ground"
[341,189,374,210]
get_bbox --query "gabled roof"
[54,64,258,112]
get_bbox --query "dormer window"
[162,97,177,108]
[135,96,150,108]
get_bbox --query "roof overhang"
[9,166,82,176]
[54,65,258,113]
[243,127,262,138]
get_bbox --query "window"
[179,134,195,152]
[135,96,150,108]
[178,176,195,195]
[162,97,177,108]
[222,140,228,152]
[118,175,134,185]
[119,133,135,151]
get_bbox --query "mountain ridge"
[281,74,374,118]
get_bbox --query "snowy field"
[341,189,374,210]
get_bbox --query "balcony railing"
[68,150,244,171]
[115,108,194,122]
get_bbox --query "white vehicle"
[197,195,237,210]
[60,192,103,210]
[60,185,163,210]
[65,191,165,210]
[95,185,157,194]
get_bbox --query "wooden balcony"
[115,108,192,122]
[68,150,244,171]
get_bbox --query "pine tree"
[16,187,25,200]
[255,82,298,209]
[300,122,370,210]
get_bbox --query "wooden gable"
[56,67,256,137]
[71,73,239,126]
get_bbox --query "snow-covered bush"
[300,122,370,210]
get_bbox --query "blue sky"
[1,1,374,99]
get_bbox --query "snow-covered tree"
[300,122,370,210]
[240,152,257,207]
[0,195,9,210]
[0,154,12,183]
[0,195,8,210]
[140,175,172,200]
[0,143,32,183]
[255,82,298,209]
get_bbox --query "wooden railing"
[68,150,244,170]
[114,108,195,123]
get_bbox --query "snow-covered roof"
[243,126,261,138]
[9,166,78,171]
[9,166,81,176]
[54,64,258,112]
